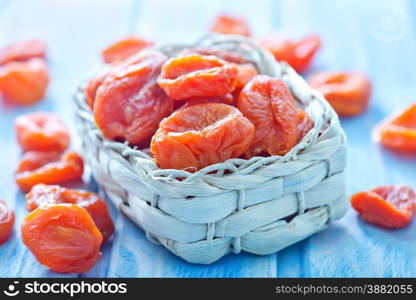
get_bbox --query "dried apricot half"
[0,58,49,106]
[237,75,299,157]
[94,51,173,144]
[26,184,114,242]
[15,112,70,152]
[22,204,103,273]
[0,40,47,66]
[351,185,416,228]
[157,54,237,100]
[308,71,372,117]
[102,36,153,64]
[258,34,321,73]
[16,151,84,192]
[0,200,15,245]
[151,103,255,170]
[373,103,416,153]
[210,14,251,37]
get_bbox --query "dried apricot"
[157,54,237,100]
[94,51,173,144]
[308,71,372,117]
[373,103,416,153]
[22,204,102,273]
[26,184,114,241]
[15,112,70,152]
[258,34,321,73]
[0,58,49,106]
[151,103,255,170]
[16,151,84,192]
[102,36,153,64]
[297,109,314,142]
[210,14,251,37]
[351,185,416,228]
[0,40,47,66]
[0,200,15,245]
[237,75,299,157]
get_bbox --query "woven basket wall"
[74,35,348,264]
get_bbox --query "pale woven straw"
[74,35,348,264]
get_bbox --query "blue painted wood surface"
[0,0,415,277]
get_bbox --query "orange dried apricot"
[26,184,114,242]
[151,103,255,170]
[0,58,49,106]
[178,94,234,110]
[308,71,372,117]
[0,40,47,66]
[102,36,153,64]
[296,109,314,142]
[237,75,299,157]
[351,185,416,228]
[94,51,173,144]
[22,204,102,273]
[157,54,237,100]
[15,112,70,152]
[16,151,84,192]
[210,14,251,37]
[258,34,321,73]
[373,103,416,153]
[0,200,15,245]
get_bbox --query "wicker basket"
[74,35,348,264]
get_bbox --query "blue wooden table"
[1,0,416,278]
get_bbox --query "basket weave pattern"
[75,36,348,264]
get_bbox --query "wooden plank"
[275,0,416,277]
[0,0,135,277]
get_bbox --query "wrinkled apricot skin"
[15,112,70,152]
[157,54,237,100]
[22,204,103,273]
[210,14,251,37]
[0,58,49,106]
[237,75,299,157]
[258,35,321,73]
[151,103,255,170]
[308,71,372,117]
[26,184,114,242]
[0,200,15,245]
[297,109,314,142]
[351,185,416,228]
[16,151,84,192]
[102,36,153,64]
[0,40,47,66]
[373,103,416,153]
[94,51,173,145]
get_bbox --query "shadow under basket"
[74,35,348,264]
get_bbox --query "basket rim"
[75,35,345,182]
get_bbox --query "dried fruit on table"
[0,40,47,66]
[258,34,321,73]
[157,54,237,100]
[151,103,255,170]
[351,185,416,228]
[308,71,372,117]
[0,200,15,245]
[0,58,49,106]
[22,204,103,273]
[102,36,153,64]
[210,14,251,37]
[26,184,114,242]
[94,51,173,145]
[237,75,299,157]
[15,112,70,152]
[297,109,314,142]
[373,103,416,153]
[16,151,84,193]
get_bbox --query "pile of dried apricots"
[1,14,416,273]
